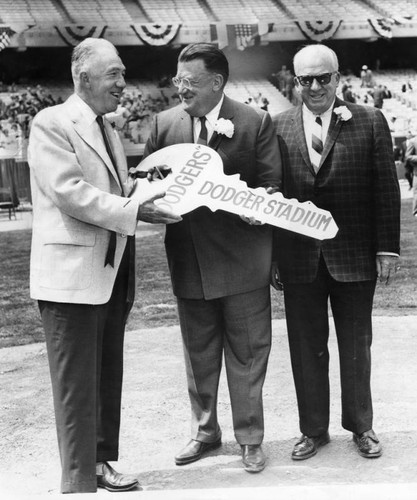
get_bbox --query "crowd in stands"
[0,84,65,155]
[1,68,417,156]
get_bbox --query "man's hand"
[240,214,264,225]
[137,191,182,224]
[376,255,400,285]
[129,164,172,181]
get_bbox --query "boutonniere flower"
[333,106,352,124]
[214,118,234,138]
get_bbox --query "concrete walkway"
[1,316,417,499]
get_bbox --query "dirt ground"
[1,315,417,500]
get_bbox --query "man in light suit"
[141,43,281,472]
[28,38,180,494]
[273,44,400,461]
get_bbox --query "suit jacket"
[29,94,140,304]
[143,95,281,299]
[273,97,400,283]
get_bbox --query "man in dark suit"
[29,38,180,494]
[405,132,417,215]
[273,44,400,461]
[142,43,281,472]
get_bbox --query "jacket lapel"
[293,105,314,175]
[103,118,129,193]
[209,95,235,151]
[66,95,122,191]
[320,98,343,169]
[179,108,193,143]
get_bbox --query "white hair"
[71,38,118,88]
[293,44,339,75]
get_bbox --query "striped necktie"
[311,115,323,173]
[197,116,208,145]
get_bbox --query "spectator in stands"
[273,44,400,462]
[360,65,368,87]
[260,97,270,111]
[28,37,180,494]
[360,65,374,88]
[341,80,356,103]
[400,130,415,189]
[372,84,385,109]
[284,68,296,104]
[405,131,417,215]
[276,64,288,92]
[140,42,281,474]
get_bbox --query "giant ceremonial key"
[130,143,338,240]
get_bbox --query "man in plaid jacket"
[273,44,400,461]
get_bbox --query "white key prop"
[130,143,338,240]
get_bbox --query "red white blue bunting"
[54,25,108,46]
[295,20,342,41]
[368,18,394,39]
[131,24,180,46]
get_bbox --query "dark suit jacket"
[143,95,282,299]
[273,97,400,283]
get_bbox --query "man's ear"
[80,71,90,88]
[213,74,224,92]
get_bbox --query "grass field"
[0,199,416,348]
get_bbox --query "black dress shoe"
[175,438,222,465]
[96,462,140,492]
[241,444,266,473]
[353,429,382,458]
[291,431,330,460]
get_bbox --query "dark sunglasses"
[295,72,337,87]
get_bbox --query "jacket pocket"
[39,229,96,290]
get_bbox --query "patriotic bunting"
[54,25,108,46]
[0,27,15,51]
[368,18,394,39]
[295,20,342,41]
[131,24,180,46]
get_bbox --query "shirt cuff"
[376,252,399,257]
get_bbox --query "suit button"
[120,233,127,238]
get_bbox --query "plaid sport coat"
[273,97,401,283]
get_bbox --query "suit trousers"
[39,243,131,493]
[177,286,272,445]
[283,257,376,437]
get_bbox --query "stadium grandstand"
[0,0,416,216]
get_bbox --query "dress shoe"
[291,431,330,460]
[175,438,222,465]
[241,444,266,473]
[353,429,382,458]
[96,461,140,492]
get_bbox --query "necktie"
[311,115,323,173]
[197,116,208,145]
[96,115,119,267]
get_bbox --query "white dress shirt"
[193,94,224,143]
[302,102,334,168]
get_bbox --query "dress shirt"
[193,94,224,144]
[302,101,334,165]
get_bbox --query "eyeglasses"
[295,72,337,87]
[172,76,200,90]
